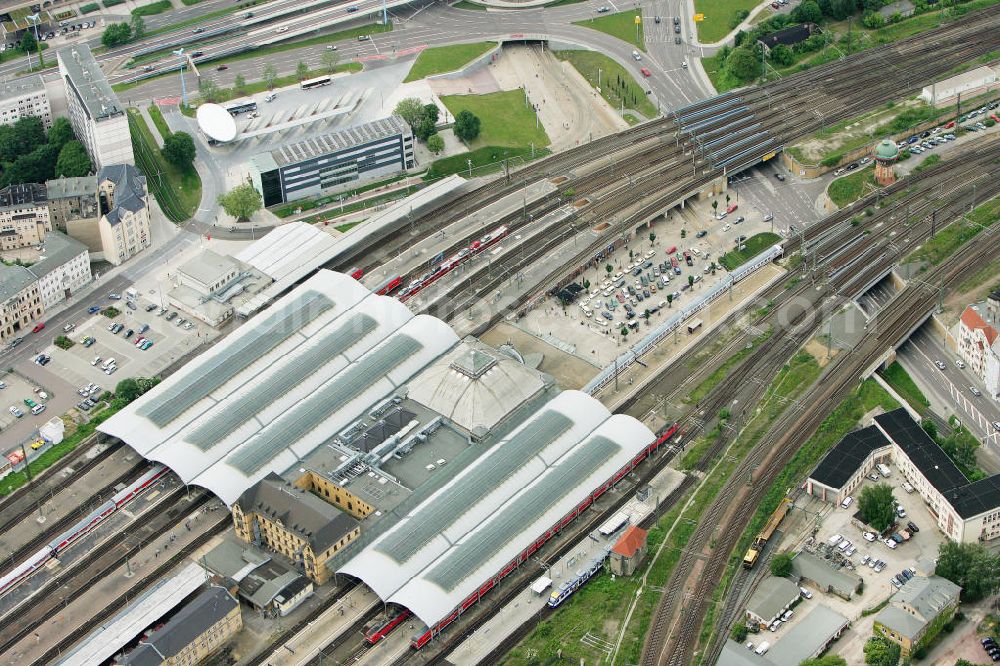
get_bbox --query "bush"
[770,552,794,577]
[730,623,748,642]
[80,2,100,12]
[102,307,120,318]
[54,335,75,350]
[103,0,125,6]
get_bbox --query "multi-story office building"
[249,115,414,206]
[0,75,51,128]
[56,44,133,169]
[0,184,50,251]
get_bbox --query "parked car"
[907,521,919,533]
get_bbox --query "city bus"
[224,100,258,116]
[300,75,332,90]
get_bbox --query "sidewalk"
[686,0,775,49]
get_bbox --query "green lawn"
[132,0,172,16]
[880,361,930,413]
[127,108,201,223]
[555,50,657,119]
[719,232,781,270]
[827,166,877,207]
[693,0,758,43]
[300,190,408,224]
[573,11,645,51]
[700,52,743,94]
[424,145,549,181]
[404,42,494,82]
[147,103,171,140]
[906,197,1000,266]
[440,90,551,149]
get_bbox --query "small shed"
[609,525,648,576]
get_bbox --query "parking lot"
[517,195,781,366]
[0,370,58,436]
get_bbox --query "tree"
[680,228,686,239]
[770,551,793,577]
[862,11,885,28]
[198,78,222,103]
[415,117,436,141]
[321,49,340,73]
[800,657,847,666]
[863,636,900,666]
[643,309,651,322]
[218,183,263,222]
[233,74,246,93]
[454,110,481,142]
[0,116,46,159]
[130,14,145,41]
[394,97,425,130]
[427,134,445,154]
[295,60,309,81]
[858,483,895,532]
[727,47,761,81]
[667,294,674,307]
[688,275,695,288]
[730,623,748,642]
[936,541,998,601]
[55,141,93,177]
[101,22,132,49]
[620,326,628,338]
[1,144,57,186]
[770,44,794,67]
[47,117,75,150]
[649,232,656,244]
[793,0,823,22]
[162,132,196,170]
[19,30,36,54]
[711,200,719,217]
[920,418,938,441]
[263,63,277,90]
[423,103,440,125]
[114,377,160,404]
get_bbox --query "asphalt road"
[897,327,1000,468]
[116,0,713,111]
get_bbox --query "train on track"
[547,547,611,608]
[371,225,510,302]
[0,464,168,597]
[742,497,792,569]
[365,609,412,645]
[409,423,680,650]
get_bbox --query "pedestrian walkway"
[686,0,777,48]
[139,105,166,149]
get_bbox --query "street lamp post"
[173,48,188,107]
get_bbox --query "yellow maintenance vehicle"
[743,497,792,569]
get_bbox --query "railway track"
[639,151,1000,664]
[0,484,206,657]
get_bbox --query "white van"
[30,404,46,415]
[877,463,891,477]
[902,481,915,493]
[841,496,853,509]
[101,357,116,370]
[754,641,770,655]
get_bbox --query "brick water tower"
[873,138,900,186]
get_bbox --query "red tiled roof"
[611,525,648,558]
[961,307,998,345]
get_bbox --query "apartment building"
[0,183,50,251]
[0,75,51,128]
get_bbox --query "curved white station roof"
[338,392,655,628]
[197,103,238,142]
[99,270,459,505]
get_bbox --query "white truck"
[877,463,891,477]
[755,641,771,655]
[125,287,139,300]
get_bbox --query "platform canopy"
[338,391,655,628]
[100,270,458,505]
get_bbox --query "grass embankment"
[300,191,408,224]
[719,232,781,270]
[615,351,823,664]
[696,378,900,659]
[879,362,930,413]
[127,108,201,223]
[573,10,645,51]
[827,166,877,207]
[132,0,172,16]
[694,0,759,43]
[430,90,551,180]
[906,197,1000,266]
[441,90,551,150]
[144,0,262,38]
[555,49,658,119]
[424,145,550,180]
[686,328,774,407]
[147,103,171,139]
[404,42,494,82]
